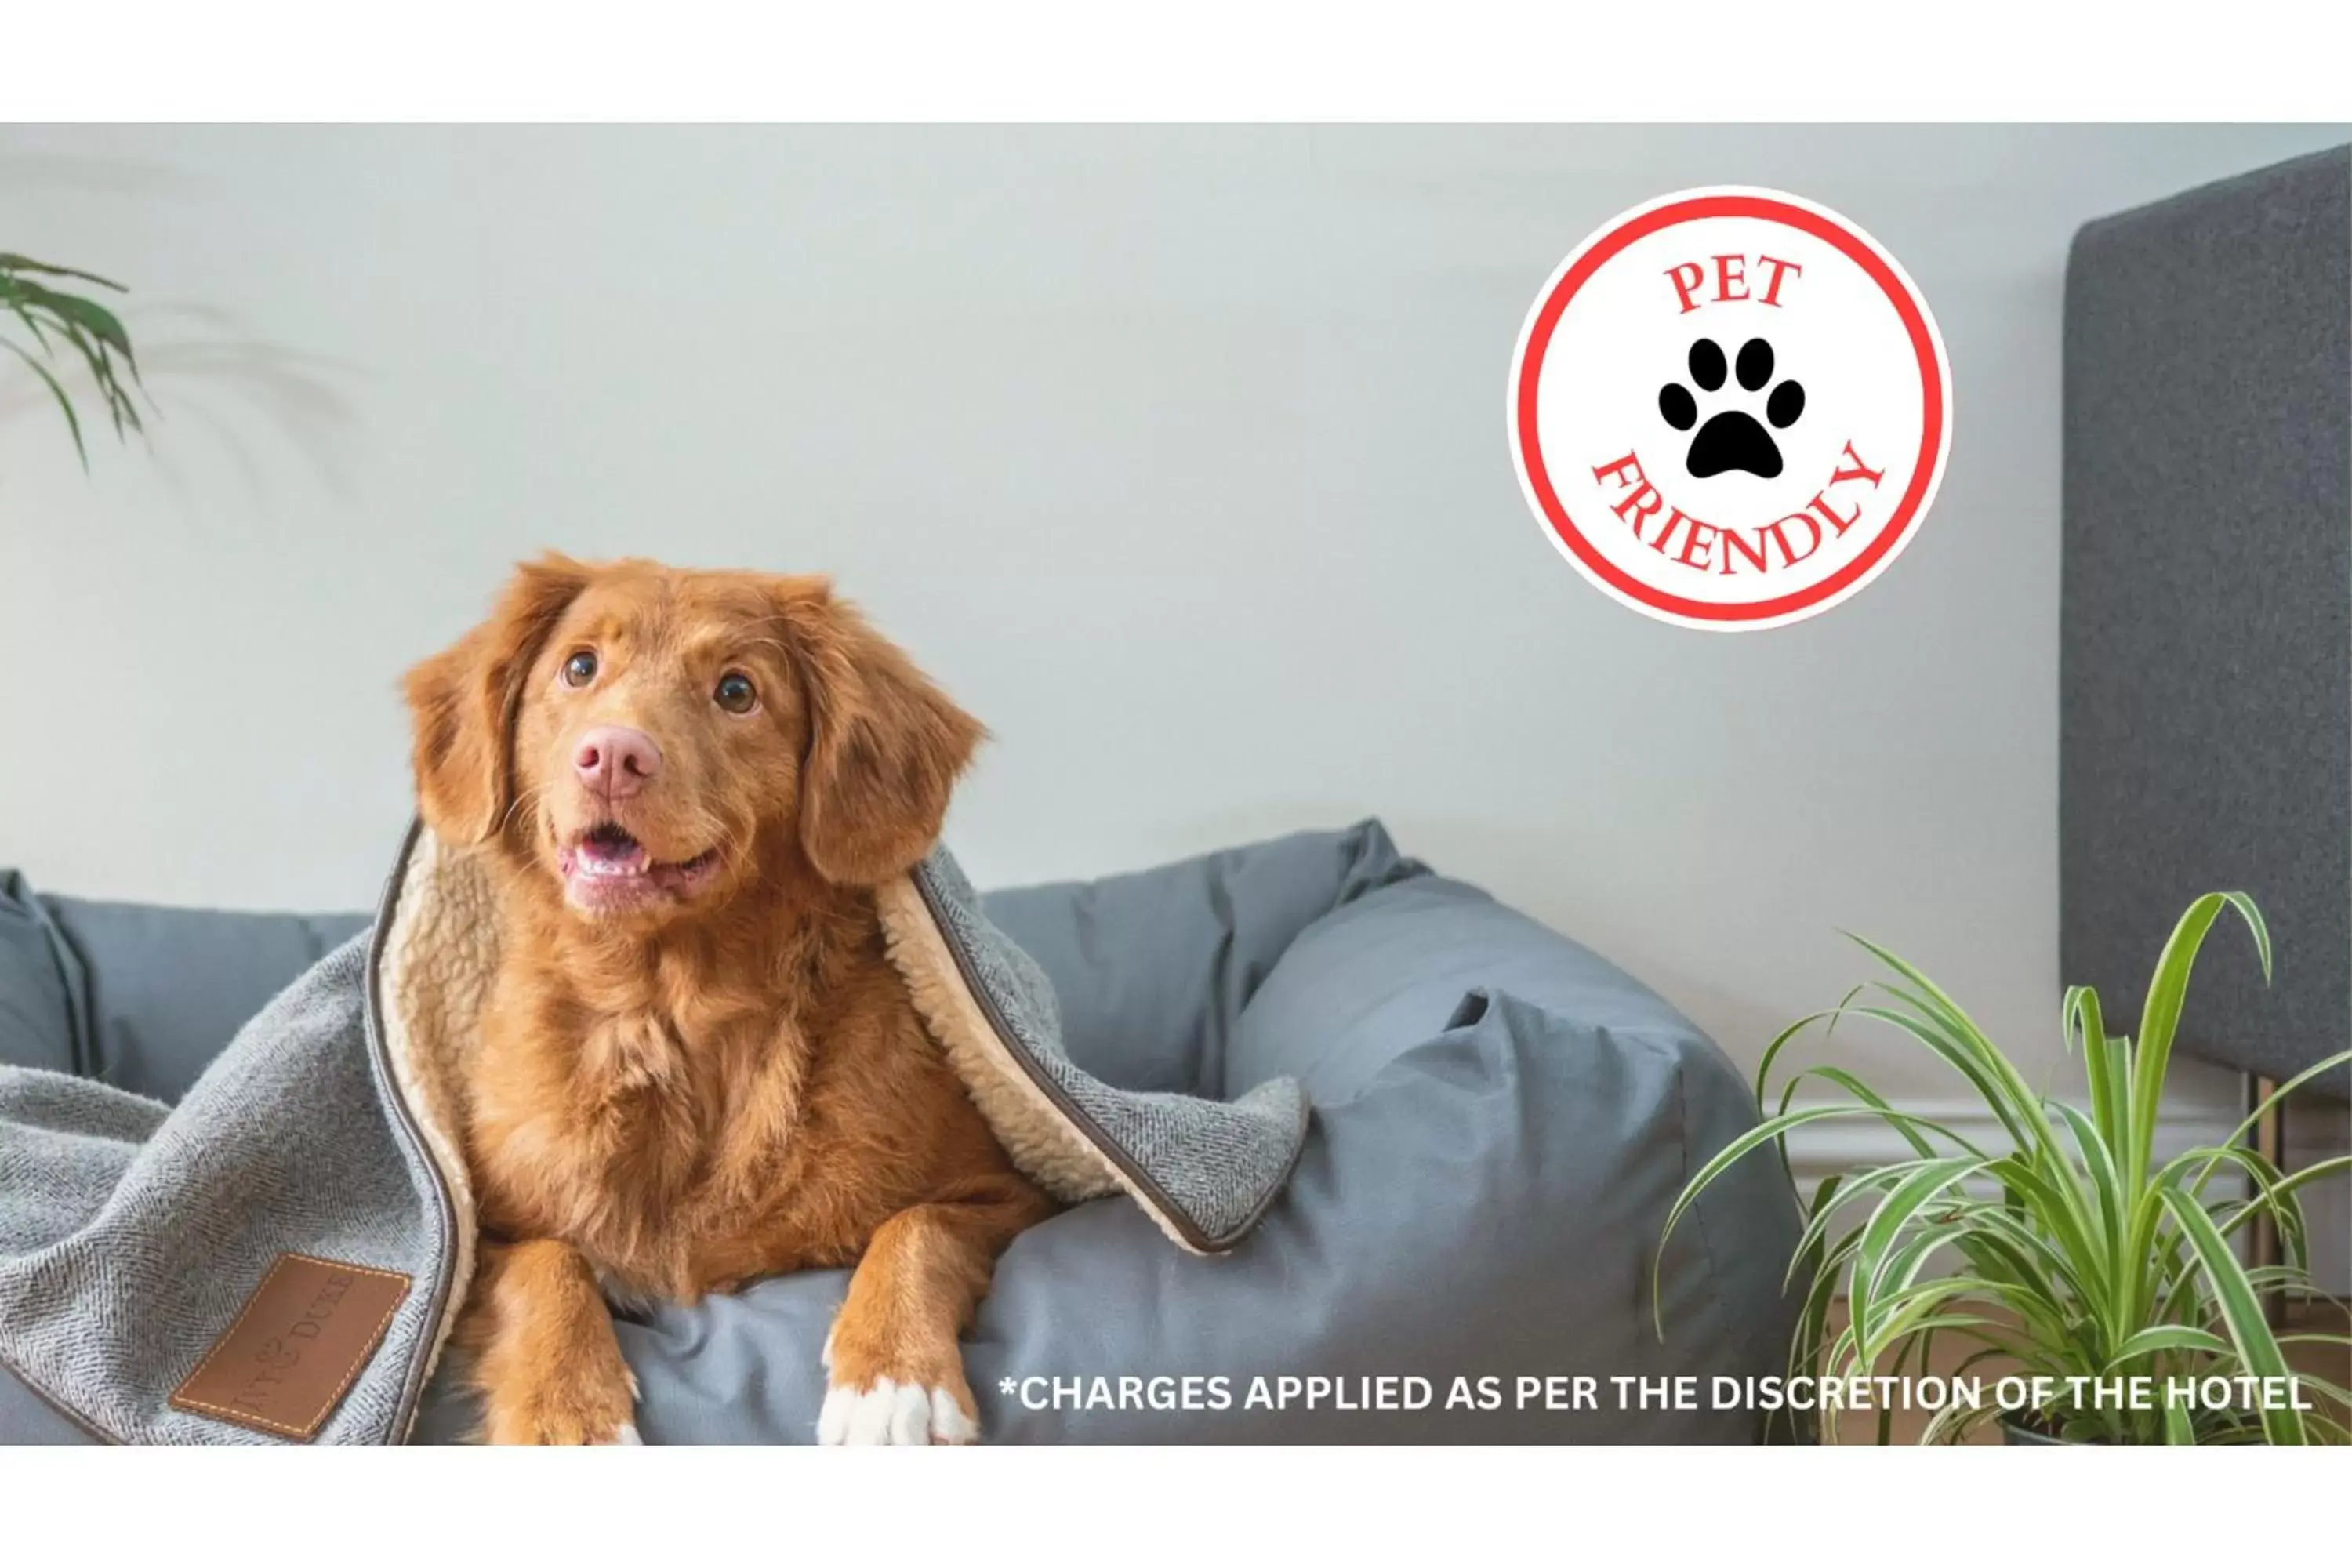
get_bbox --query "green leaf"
[3,296,55,351]
[1843,939,2056,1152]
[2,337,88,466]
[0,252,127,290]
[39,289,136,365]
[22,310,130,437]
[1753,1003,1841,1110]
[1943,1204,2094,1333]
[2106,1323,2229,1370]
[2158,1186,2303,1445]
[2063,984,2125,1147]
[2224,1152,2348,1218]
[1773,1066,1981,1160]
[1782,1163,1922,1290]
[1849,1156,1989,1352]
[1654,1105,1961,1340]
[2128,894,2268,1196]
[2190,1146,2311,1267]
[2051,1098,2124,1259]
[2187,1053,2352,1196]
[1839,1001,2038,1151]
[1987,1152,2111,1307]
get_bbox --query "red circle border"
[1512,193,1946,624]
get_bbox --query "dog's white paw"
[594,1370,644,1444]
[816,1376,978,1446]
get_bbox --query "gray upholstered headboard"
[2061,146,2350,1098]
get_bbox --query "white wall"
[2,128,2346,1261]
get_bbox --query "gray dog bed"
[1,822,1800,1443]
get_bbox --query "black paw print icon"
[1658,338,1805,480]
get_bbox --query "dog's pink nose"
[573,725,662,799]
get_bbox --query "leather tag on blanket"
[169,1253,411,1440]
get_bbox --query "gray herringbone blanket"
[0,825,1308,1443]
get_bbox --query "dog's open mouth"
[557,822,721,911]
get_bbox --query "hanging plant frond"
[0,252,145,467]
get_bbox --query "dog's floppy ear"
[776,578,984,886]
[403,553,593,846]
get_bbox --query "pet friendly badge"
[1508,188,1951,630]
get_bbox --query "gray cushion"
[1225,871,1711,1104]
[0,1356,97,1444]
[0,871,366,1105]
[980,819,1423,1096]
[0,873,83,1080]
[416,823,1799,1443]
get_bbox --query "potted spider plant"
[1661,891,2351,1443]
[2,251,143,465]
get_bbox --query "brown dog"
[402,553,1054,1444]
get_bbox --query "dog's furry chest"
[463,962,996,1300]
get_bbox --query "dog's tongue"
[578,826,648,875]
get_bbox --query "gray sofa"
[2,822,1802,1443]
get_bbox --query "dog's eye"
[714,671,757,714]
[561,650,598,688]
